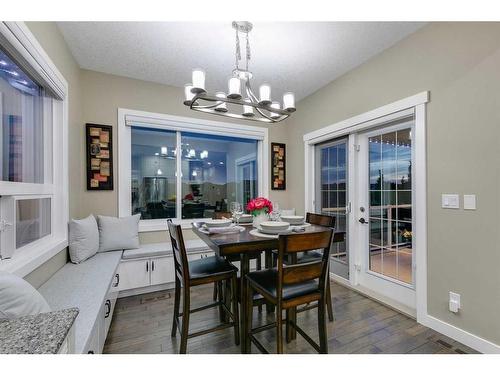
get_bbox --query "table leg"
[240,252,250,353]
[290,253,297,341]
[264,250,275,314]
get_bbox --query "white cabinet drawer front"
[150,257,174,285]
[117,259,151,291]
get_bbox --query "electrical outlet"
[449,292,461,313]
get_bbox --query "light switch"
[442,194,460,209]
[463,194,476,210]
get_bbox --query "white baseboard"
[418,314,500,354]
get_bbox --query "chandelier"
[183,21,296,123]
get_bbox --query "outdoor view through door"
[316,139,348,279]
[368,128,412,284]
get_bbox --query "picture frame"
[86,123,113,190]
[271,142,286,190]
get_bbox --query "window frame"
[0,22,68,277]
[118,108,269,231]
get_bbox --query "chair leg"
[276,305,283,354]
[171,276,181,337]
[231,275,240,346]
[326,281,334,322]
[217,281,225,323]
[245,279,254,353]
[318,297,328,354]
[180,286,190,354]
[256,255,263,313]
[285,309,292,343]
[213,282,218,301]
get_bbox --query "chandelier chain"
[235,29,241,69]
[245,32,251,71]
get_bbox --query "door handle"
[358,217,369,224]
[114,273,120,287]
[152,260,155,272]
[104,299,111,318]
[146,261,149,272]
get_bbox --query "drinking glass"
[272,202,282,221]
[230,202,243,225]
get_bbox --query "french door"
[314,114,416,311]
[356,120,415,309]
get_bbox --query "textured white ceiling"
[57,22,425,101]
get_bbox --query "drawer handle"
[104,299,111,318]
[152,260,155,272]
[114,273,120,287]
[146,261,148,272]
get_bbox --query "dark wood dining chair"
[273,212,336,321]
[211,211,262,309]
[168,219,240,353]
[245,229,334,353]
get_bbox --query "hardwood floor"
[103,282,478,354]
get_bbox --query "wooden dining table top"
[192,222,343,255]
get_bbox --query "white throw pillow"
[97,214,140,252]
[68,215,99,263]
[0,271,51,319]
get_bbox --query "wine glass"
[233,202,243,225]
[272,202,282,221]
[230,202,243,225]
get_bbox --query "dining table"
[192,221,342,353]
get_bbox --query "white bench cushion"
[38,251,122,354]
[122,239,209,260]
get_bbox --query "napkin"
[207,225,243,234]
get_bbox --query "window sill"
[0,236,68,277]
[139,218,214,232]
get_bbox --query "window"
[120,109,268,229]
[0,22,68,272]
[131,127,259,220]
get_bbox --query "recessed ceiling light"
[155,152,159,156]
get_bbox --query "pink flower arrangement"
[246,197,273,216]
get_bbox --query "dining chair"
[273,212,336,321]
[245,229,334,353]
[211,212,262,309]
[168,219,240,353]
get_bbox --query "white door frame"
[303,92,428,321]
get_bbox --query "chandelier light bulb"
[227,77,242,99]
[242,98,254,117]
[283,92,296,112]
[214,92,228,112]
[184,84,196,106]
[191,69,206,93]
[259,83,271,105]
[270,101,281,119]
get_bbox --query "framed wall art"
[271,142,286,190]
[86,123,113,190]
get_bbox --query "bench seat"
[38,251,122,354]
[122,239,209,260]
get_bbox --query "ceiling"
[57,22,425,101]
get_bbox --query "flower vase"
[252,211,269,228]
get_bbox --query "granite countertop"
[0,308,79,354]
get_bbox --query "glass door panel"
[367,127,413,284]
[315,138,348,279]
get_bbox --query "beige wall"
[285,22,500,345]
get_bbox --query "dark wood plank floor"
[103,282,478,354]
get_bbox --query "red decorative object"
[246,197,273,216]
